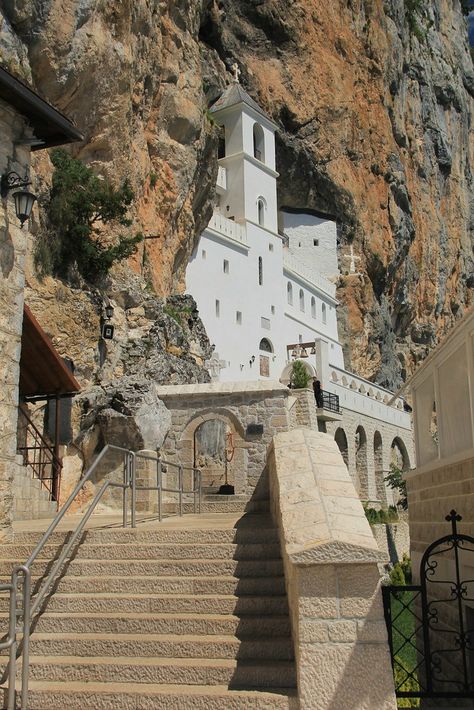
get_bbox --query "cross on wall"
[342,244,362,274]
[231,63,241,83]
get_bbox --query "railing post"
[157,458,162,523]
[130,453,136,529]
[178,466,183,517]
[20,566,31,710]
[7,573,18,710]
[122,453,128,529]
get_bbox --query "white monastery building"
[186,77,413,503]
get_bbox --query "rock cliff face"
[1,0,473,389]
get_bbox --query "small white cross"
[231,63,241,83]
[342,244,362,274]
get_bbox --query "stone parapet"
[268,428,397,710]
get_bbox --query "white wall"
[281,210,340,282]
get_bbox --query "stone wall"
[268,428,397,710]
[406,455,474,575]
[0,98,31,541]
[155,381,290,498]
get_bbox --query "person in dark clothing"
[313,378,323,408]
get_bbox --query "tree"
[384,463,408,510]
[290,360,310,389]
[37,149,142,281]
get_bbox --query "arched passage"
[374,431,386,505]
[391,436,410,472]
[335,428,348,469]
[178,409,246,495]
[355,425,368,499]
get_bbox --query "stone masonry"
[155,381,290,498]
[0,98,32,541]
[268,428,397,710]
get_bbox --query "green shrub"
[364,505,399,525]
[290,360,310,389]
[384,463,408,510]
[389,562,406,587]
[393,657,421,707]
[36,149,142,282]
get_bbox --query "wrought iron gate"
[383,510,474,702]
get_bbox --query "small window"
[259,338,273,353]
[223,259,229,274]
[311,297,316,318]
[298,334,303,344]
[261,317,270,330]
[287,282,293,305]
[253,123,265,162]
[299,289,305,312]
[258,256,263,285]
[236,311,242,324]
[313,239,319,246]
[322,303,327,324]
[271,305,275,315]
[202,249,206,259]
[269,243,274,252]
[257,199,265,227]
[215,299,220,317]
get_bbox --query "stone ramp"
[0,511,297,708]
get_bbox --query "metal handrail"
[3,444,202,709]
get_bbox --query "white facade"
[185,81,411,431]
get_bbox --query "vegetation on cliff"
[35,150,142,282]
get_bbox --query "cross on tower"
[231,63,241,83]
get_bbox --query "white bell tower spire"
[209,74,279,233]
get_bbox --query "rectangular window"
[313,239,319,246]
[236,311,242,324]
[215,299,220,317]
[202,249,206,259]
[223,259,229,273]
[261,317,270,330]
[258,256,263,285]
[269,243,274,252]
[271,305,275,315]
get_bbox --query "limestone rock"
[1,0,473,390]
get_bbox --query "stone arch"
[259,337,273,353]
[374,431,386,504]
[178,409,246,495]
[257,197,266,227]
[355,425,368,499]
[331,371,339,382]
[280,359,316,385]
[390,436,411,472]
[335,427,349,469]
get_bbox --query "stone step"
[0,612,292,637]
[0,632,295,661]
[10,680,297,709]
[169,501,270,514]
[1,542,282,561]
[2,655,296,688]
[0,574,286,596]
[0,558,284,577]
[0,593,289,615]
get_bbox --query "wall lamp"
[105,303,114,320]
[1,171,37,228]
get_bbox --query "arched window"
[259,338,273,353]
[311,297,316,318]
[299,289,305,312]
[257,198,265,227]
[258,256,263,285]
[322,303,327,324]
[253,123,265,162]
[287,282,293,305]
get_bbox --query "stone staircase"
[13,458,57,521]
[0,509,297,709]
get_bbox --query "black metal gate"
[383,510,474,702]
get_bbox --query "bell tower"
[210,70,279,234]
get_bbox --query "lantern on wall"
[1,170,37,228]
